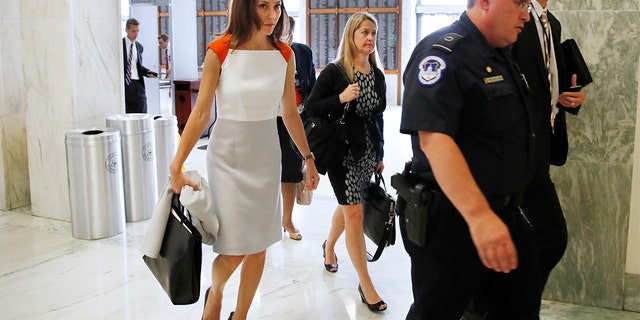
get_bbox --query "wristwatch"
[303,152,315,161]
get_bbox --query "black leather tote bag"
[143,194,202,305]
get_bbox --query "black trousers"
[125,80,147,113]
[400,205,541,320]
[520,175,568,287]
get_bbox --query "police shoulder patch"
[418,56,446,86]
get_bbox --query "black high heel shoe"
[322,240,338,273]
[202,287,211,320]
[358,284,387,312]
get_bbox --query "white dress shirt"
[125,37,141,81]
[531,0,560,122]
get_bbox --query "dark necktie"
[540,10,555,127]
[126,42,133,85]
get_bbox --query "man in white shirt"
[123,18,157,113]
[158,33,171,79]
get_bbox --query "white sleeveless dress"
[207,49,287,255]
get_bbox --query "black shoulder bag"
[362,173,396,262]
[304,63,352,174]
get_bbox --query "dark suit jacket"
[122,38,150,88]
[511,11,579,172]
[291,42,316,102]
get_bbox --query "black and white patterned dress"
[327,69,379,205]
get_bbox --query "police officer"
[399,0,541,318]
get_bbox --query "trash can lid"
[153,115,178,127]
[65,127,120,146]
[105,113,154,135]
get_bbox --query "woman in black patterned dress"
[305,12,387,312]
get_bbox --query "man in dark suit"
[123,18,157,113]
[511,0,586,290]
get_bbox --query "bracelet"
[303,152,315,161]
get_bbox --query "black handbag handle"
[374,173,387,191]
[374,174,393,223]
[367,173,396,262]
[170,193,201,238]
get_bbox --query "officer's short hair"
[158,33,169,41]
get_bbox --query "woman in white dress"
[168,0,319,319]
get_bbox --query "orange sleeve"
[207,34,231,64]
[276,42,293,62]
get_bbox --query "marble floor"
[1,106,639,320]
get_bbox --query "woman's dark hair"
[219,0,289,49]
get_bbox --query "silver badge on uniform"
[418,56,446,86]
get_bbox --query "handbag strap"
[367,223,393,262]
[332,62,353,84]
[330,62,351,124]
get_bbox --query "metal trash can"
[65,128,125,240]
[106,114,158,222]
[153,115,178,196]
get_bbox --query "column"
[0,1,30,210]
[20,0,124,220]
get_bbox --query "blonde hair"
[334,12,384,81]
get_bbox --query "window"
[194,0,228,66]
[416,0,466,41]
[307,0,402,103]
[307,0,400,70]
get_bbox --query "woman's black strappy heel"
[322,240,338,273]
[358,284,387,312]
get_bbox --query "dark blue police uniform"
[399,13,541,319]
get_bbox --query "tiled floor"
[1,106,639,319]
